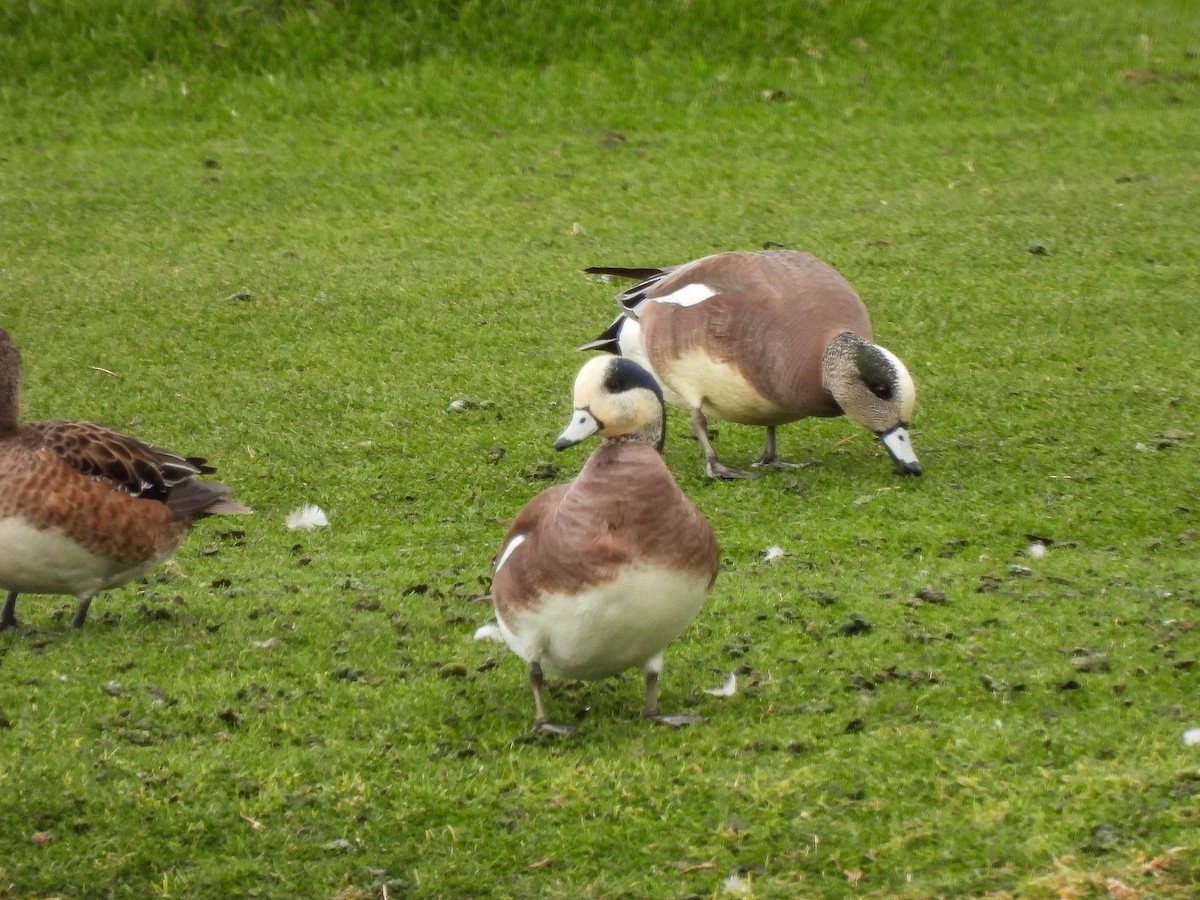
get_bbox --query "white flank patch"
[762,546,785,563]
[616,318,656,375]
[285,504,329,531]
[653,282,717,307]
[704,673,738,697]
[1184,728,1200,747]
[474,623,504,642]
[666,349,779,423]
[494,533,527,573]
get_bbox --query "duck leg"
[689,409,756,480]
[1,591,18,630]
[529,661,574,736]
[69,592,98,630]
[751,426,810,470]
[642,654,701,727]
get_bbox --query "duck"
[0,327,251,631]
[481,355,719,734]
[582,249,922,479]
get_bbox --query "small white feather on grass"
[1027,541,1047,558]
[286,504,329,531]
[474,623,503,642]
[704,673,737,697]
[722,871,752,897]
[1183,727,1200,746]
[762,545,785,563]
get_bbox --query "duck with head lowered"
[480,355,719,734]
[582,249,921,479]
[0,327,250,631]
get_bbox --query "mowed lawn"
[0,2,1198,897]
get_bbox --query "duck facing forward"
[483,355,719,734]
[0,328,251,631]
[582,249,921,479]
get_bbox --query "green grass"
[1,1,1198,897]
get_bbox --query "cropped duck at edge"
[582,249,922,479]
[0,328,250,631]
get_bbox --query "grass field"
[1,2,1198,897]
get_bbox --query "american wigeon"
[583,249,921,479]
[483,355,719,733]
[0,328,250,630]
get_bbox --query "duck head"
[823,332,921,476]
[554,356,666,452]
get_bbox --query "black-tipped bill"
[555,408,600,451]
[879,425,922,476]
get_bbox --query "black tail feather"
[577,315,625,354]
[584,265,666,280]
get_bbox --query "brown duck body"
[492,439,718,680]
[637,251,870,424]
[0,328,249,629]
[585,250,920,478]
[483,355,718,732]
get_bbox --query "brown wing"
[641,251,872,414]
[492,443,718,613]
[22,421,208,503]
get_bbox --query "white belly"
[661,349,782,424]
[0,517,150,597]
[496,565,710,680]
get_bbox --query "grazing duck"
[483,355,719,733]
[582,249,921,479]
[0,328,250,630]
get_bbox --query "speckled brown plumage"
[0,327,250,630]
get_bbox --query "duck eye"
[870,382,893,400]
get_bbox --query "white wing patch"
[652,282,717,307]
[494,533,527,573]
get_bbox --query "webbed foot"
[647,712,702,728]
[706,460,759,480]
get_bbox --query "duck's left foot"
[751,457,817,470]
[706,459,759,480]
[647,712,702,728]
